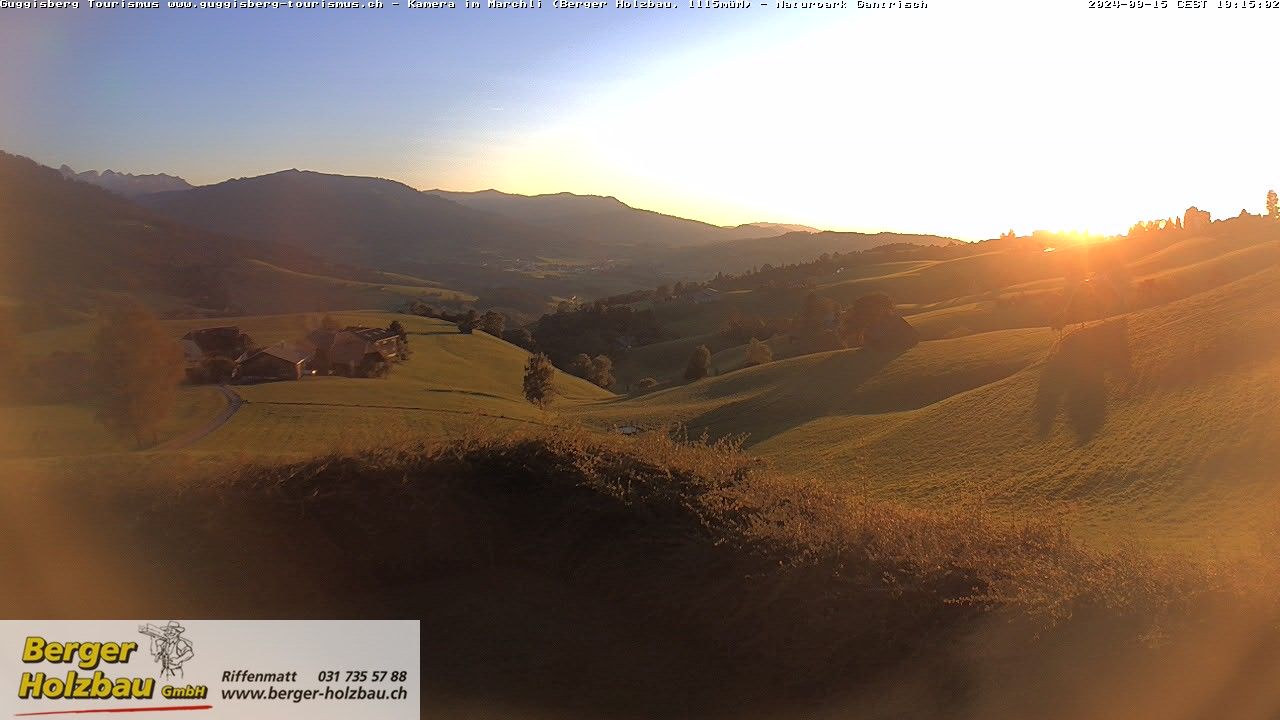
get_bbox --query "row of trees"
[532,302,667,368]
[568,354,615,389]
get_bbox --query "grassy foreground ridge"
[5,426,1274,717]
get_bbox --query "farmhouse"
[307,326,401,377]
[235,341,313,382]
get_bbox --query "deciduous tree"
[0,307,20,403]
[479,311,505,337]
[523,353,557,409]
[589,354,614,389]
[92,297,185,448]
[684,344,712,381]
[745,337,773,367]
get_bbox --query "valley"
[3,149,1279,719]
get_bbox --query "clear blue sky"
[2,4,1276,238]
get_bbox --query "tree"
[799,292,834,337]
[684,345,711,381]
[91,297,185,448]
[502,328,535,351]
[843,292,895,345]
[568,353,594,380]
[478,311,505,337]
[589,355,614,389]
[388,320,407,341]
[199,355,237,384]
[1267,189,1278,221]
[523,353,556,409]
[0,307,20,404]
[745,337,773,367]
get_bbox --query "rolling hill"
[142,171,595,270]
[6,311,611,460]
[429,188,805,249]
[196,312,612,456]
[0,152,469,315]
[654,230,963,277]
[574,256,1280,551]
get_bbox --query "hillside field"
[5,311,610,462]
[6,219,1279,557]
[577,261,1280,552]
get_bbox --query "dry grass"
[108,427,1270,713]
[3,425,1276,716]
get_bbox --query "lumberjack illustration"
[138,621,194,679]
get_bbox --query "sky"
[0,2,1276,239]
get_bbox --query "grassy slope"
[193,313,612,455]
[576,328,1055,438]
[225,259,475,313]
[577,262,1280,550]
[0,386,224,459]
[2,428,1265,719]
[9,311,610,459]
[617,227,1276,384]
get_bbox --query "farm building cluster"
[181,324,407,383]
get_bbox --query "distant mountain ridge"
[140,170,595,270]
[1,152,435,315]
[429,188,816,248]
[736,222,820,234]
[3,152,276,309]
[59,164,193,198]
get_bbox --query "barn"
[307,326,401,376]
[235,342,313,382]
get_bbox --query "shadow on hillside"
[1034,319,1131,443]
[684,347,908,446]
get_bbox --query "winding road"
[153,384,243,451]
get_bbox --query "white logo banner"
[1,620,419,719]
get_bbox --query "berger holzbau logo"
[17,621,209,705]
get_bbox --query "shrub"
[636,377,658,390]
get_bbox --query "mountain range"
[428,189,821,249]
[8,153,962,315]
[58,165,193,198]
